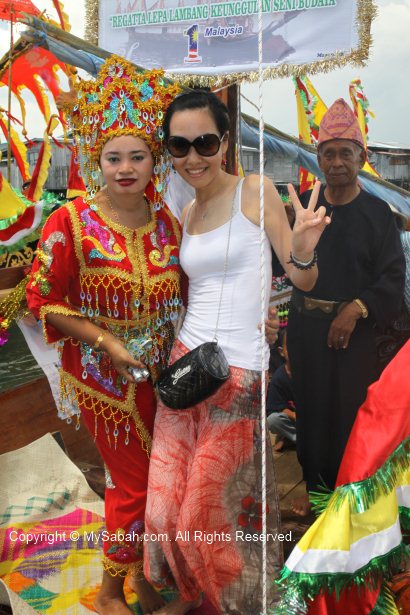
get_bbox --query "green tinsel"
[0,233,40,256]
[269,590,307,615]
[274,542,409,615]
[309,485,333,516]
[0,192,64,256]
[279,194,291,205]
[292,75,320,133]
[293,78,310,119]
[274,435,409,613]
[399,506,410,531]
[310,437,410,516]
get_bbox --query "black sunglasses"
[167,133,226,158]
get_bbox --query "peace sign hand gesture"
[287,181,331,260]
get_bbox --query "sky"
[0,0,409,145]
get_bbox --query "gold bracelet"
[94,332,105,349]
[353,298,368,319]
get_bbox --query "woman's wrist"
[94,330,122,354]
[292,252,314,262]
[93,331,105,350]
[288,250,317,270]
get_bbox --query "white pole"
[257,2,267,614]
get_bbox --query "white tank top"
[179,179,272,371]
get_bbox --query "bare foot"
[94,593,133,614]
[291,493,312,517]
[274,437,285,452]
[274,437,295,452]
[150,595,202,615]
[129,577,166,614]
[94,570,133,614]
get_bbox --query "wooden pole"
[7,6,14,183]
[217,83,239,176]
[227,84,239,176]
[20,15,123,65]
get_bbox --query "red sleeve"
[26,203,85,343]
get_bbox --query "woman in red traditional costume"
[26,56,181,615]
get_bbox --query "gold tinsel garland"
[84,0,99,46]
[84,0,376,86]
[0,276,30,334]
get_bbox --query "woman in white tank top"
[144,91,330,615]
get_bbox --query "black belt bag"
[156,342,230,410]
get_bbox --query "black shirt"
[299,187,405,326]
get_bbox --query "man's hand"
[283,408,296,421]
[327,302,363,350]
[55,77,77,111]
[259,306,280,345]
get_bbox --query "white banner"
[97,0,371,80]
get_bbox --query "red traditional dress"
[26,196,181,578]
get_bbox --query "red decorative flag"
[0,113,30,182]
[0,0,40,20]
[26,115,60,202]
[0,46,67,125]
[50,0,71,31]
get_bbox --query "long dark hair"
[163,90,230,140]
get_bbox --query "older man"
[287,98,405,515]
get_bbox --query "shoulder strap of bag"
[213,180,241,341]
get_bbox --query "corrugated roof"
[368,141,410,151]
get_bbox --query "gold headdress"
[65,55,181,204]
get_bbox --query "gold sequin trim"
[102,555,143,578]
[64,199,181,358]
[39,304,85,343]
[60,369,152,455]
[67,199,181,289]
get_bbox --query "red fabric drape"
[0,0,40,20]
[337,341,410,485]
[308,584,381,615]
